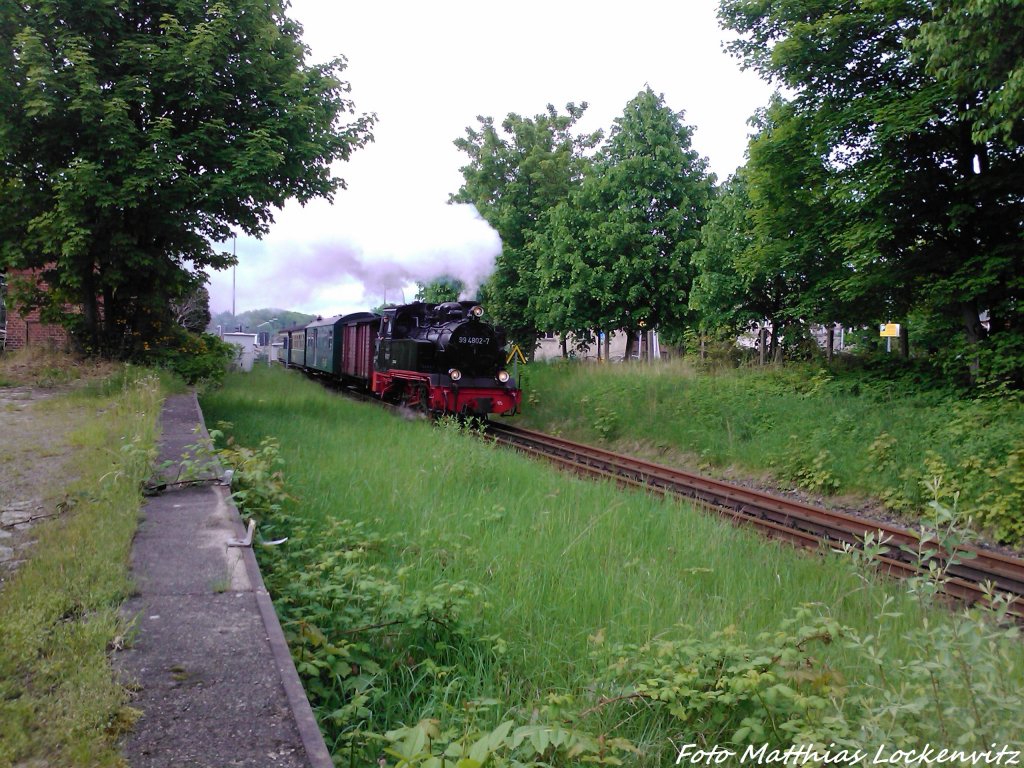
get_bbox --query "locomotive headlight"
[448,368,462,381]
[470,305,484,317]
[497,370,510,383]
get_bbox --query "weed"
[0,368,163,765]
[775,440,841,495]
[592,405,619,441]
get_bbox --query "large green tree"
[689,172,760,338]
[539,88,715,357]
[0,0,374,354]
[691,103,866,362]
[720,0,1024,381]
[916,0,1024,147]
[451,103,601,354]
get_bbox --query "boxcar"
[339,313,378,383]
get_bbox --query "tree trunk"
[82,268,99,352]
[826,325,834,362]
[560,333,568,359]
[899,324,909,358]
[595,331,602,361]
[102,284,116,356]
[758,324,766,366]
[640,330,649,362]
[623,330,636,361]
[604,332,610,361]
[960,301,988,382]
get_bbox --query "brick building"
[0,270,70,352]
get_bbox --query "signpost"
[879,323,901,353]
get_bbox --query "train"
[276,301,522,417]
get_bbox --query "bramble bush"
[589,499,1022,760]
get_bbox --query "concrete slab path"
[117,394,332,768]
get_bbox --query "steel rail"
[486,421,1024,617]
[301,367,1023,618]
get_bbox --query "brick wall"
[1,269,70,352]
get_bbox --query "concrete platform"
[117,394,331,768]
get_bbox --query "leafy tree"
[540,88,715,358]
[529,195,607,350]
[691,103,864,362]
[0,0,374,356]
[415,276,464,303]
[689,173,756,338]
[916,0,1024,147]
[720,0,1024,382]
[451,104,601,355]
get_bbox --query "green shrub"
[142,330,235,385]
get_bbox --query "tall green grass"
[518,359,1024,543]
[202,367,1023,763]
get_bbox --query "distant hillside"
[208,308,316,336]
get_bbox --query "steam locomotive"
[277,301,521,417]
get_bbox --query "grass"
[0,346,115,388]
[516,358,1024,544]
[0,367,163,768]
[201,366,1024,763]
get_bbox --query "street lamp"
[255,318,277,367]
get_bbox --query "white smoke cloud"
[207,201,501,315]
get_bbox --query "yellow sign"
[506,344,527,365]
[879,323,901,338]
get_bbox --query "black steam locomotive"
[278,301,521,417]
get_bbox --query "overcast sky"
[206,0,774,319]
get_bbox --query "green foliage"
[452,103,602,353]
[591,404,620,442]
[719,0,1024,384]
[203,368,1024,764]
[596,500,1024,756]
[383,714,637,767]
[595,607,848,746]
[211,426,288,520]
[536,88,715,346]
[689,173,755,337]
[775,443,841,495]
[521,361,1024,543]
[0,0,374,355]
[415,277,465,304]
[141,331,236,386]
[915,0,1024,147]
[834,504,1024,749]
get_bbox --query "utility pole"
[231,236,237,329]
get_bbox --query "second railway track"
[485,420,1024,619]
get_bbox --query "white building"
[222,332,258,372]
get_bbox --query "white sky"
[206,0,774,318]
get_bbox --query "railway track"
[319,372,1024,618]
[485,421,1024,619]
